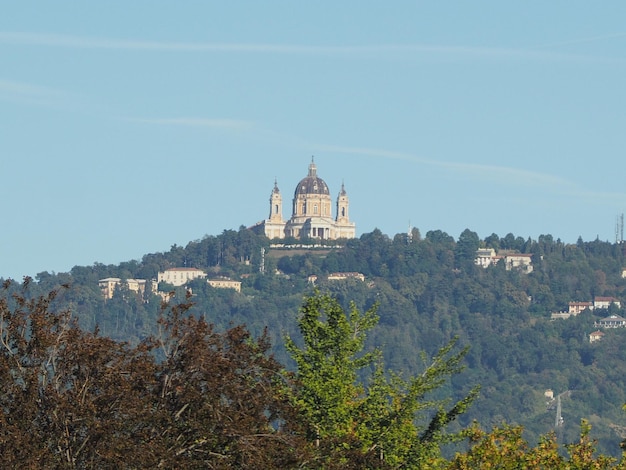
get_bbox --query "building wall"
[207,278,242,292]
[158,268,207,287]
[98,278,157,300]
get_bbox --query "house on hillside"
[589,330,605,343]
[207,277,241,292]
[327,272,365,282]
[569,301,593,314]
[157,268,207,287]
[593,296,621,310]
[594,314,626,329]
[504,253,533,273]
[551,300,595,320]
[98,278,157,300]
[474,249,532,272]
[475,248,499,268]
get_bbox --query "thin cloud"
[320,144,626,204]
[0,79,68,106]
[126,117,252,130]
[537,32,626,49]
[0,32,617,63]
[318,144,568,188]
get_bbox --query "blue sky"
[2,2,626,279]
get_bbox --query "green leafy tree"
[285,291,479,468]
[448,420,622,469]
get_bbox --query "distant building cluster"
[547,296,624,343]
[550,297,621,321]
[99,268,241,301]
[327,272,365,282]
[251,159,356,241]
[587,314,626,343]
[474,248,533,273]
[98,278,157,300]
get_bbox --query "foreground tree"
[5,280,626,468]
[0,280,307,468]
[285,291,480,468]
[0,279,157,467]
[147,293,307,468]
[448,420,624,469]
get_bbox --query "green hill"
[8,226,626,457]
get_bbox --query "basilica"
[252,159,356,240]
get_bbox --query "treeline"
[1,282,624,469]
[7,226,626,456]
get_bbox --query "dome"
[294,160,329,197]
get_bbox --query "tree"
[147,293,307,468]
[0,280,308,468]
[448,420,622,469]
[484,233,501,250]
[0,278,158,467]
[455,229,480,270]
[285,291,479,468]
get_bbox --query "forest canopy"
[5,226,626,459]
[2,282,624,468]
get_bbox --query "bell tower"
[336,182,350,223]
[268,179,283,222]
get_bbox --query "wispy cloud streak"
[0,79,68,106]
[319,144,626,204]
[125,117,252,130]
[318,144,568,188]
[537,32,626,49]
[0,32,617,63]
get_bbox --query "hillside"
[6,226,626,457]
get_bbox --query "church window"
[341,207,346,217]
[274,204,279,214]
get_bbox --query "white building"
[474,249,532,272]
[157,268,207,287]
[589,330,605,343]
[327,272,365,282]
[207,277,242,292]
[593,296,621,310]
[504,253,533,273]
[475,248,499,268]
[252,159,356,241]
[595,314,626,328]
[98,278,157,300]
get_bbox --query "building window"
[274,204,279,214]
[341,207,346,217]
[314,204,318,214]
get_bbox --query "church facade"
[253,159,356,240]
